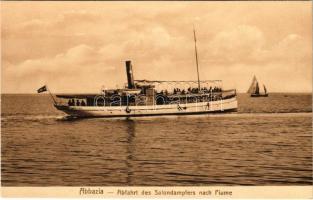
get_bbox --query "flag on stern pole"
[37,85,47,93]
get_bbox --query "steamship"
[45,29,238,118]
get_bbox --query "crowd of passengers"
[68,99,86,106]
[158,86,222,95]
[67,87,225,106]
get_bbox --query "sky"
[1,1,312,93]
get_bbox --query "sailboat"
[247,75,268,97]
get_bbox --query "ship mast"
[193,25,201,91]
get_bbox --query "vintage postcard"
[1,1,312,198]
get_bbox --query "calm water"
[1,93,312,186]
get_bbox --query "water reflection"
[123,119,136,185]
[57,116,85,122]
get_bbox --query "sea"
[1,93,312,186]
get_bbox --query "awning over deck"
[56,94,100,99]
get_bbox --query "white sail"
[247,75,258,94]
[263,84,267,94]
[257,81,267,94]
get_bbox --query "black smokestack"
[125,60,135,89]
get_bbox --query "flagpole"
[46,85,57,105]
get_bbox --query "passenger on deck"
[81,100,86,106]
[76,100,80,106]
[68,99,72,106]
[68,99,74,106]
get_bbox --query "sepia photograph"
[1,1,312,198]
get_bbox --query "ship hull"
[55,97,238,118]
[251,93,269,97]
